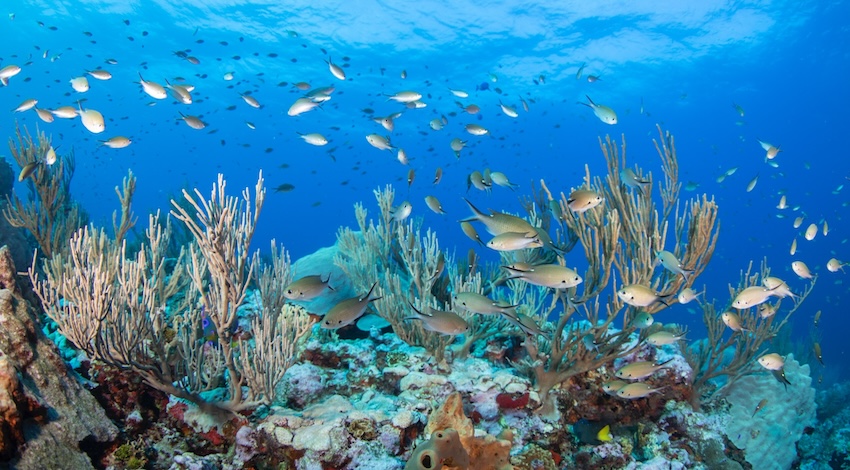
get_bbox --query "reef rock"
[0,245,118,469]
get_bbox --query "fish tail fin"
[463,198,487,219]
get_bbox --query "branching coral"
[686,259,816,407]
[335,186,458,363]
[2,124,87,258]
[512,125,719,415]
[31,172,314,412]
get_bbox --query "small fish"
[321,282,382,329]
[645,331,687,347]
[615,359,672,380]
[325,57,345,81]
[433,167,443,185]
[732,286,776,309]
[165,80,192,104]
[397,148,409,165]
[138,74,167,99]
[580,95,617,124]
[757,352,785,371]
[86,69,112,80]
[465,124,489,136]
[405,301,468,336]
[490,171,519,190]
[0,64,21,84]
[814,310,821,327]
[387,90,421,103]
[460,221,484,246]
[752,399,767,417]
[429,118,444,131]
[567,189,603,213]
[70,76,89,92]
[499,102,518,118]
[758,302,778,319]
[617,284,672,307]
[733,103,745,117]
[43,146,57,165]
[793,216,804,229]
[814,342,823,365]
[791,260,813,279]
[460,198,537,237]
[450,138,466,158]
[13,98,37,113]
[502,264,582,289]
[758,139,781,160]
[448,88,468,98]
[178,112,206,130]
[500,310,544,337]
[392,201,413,222]
[366,134,393,151]
[519,96,529,112]
[274,183,295,193]
[630,311,654,329]
[620,168,651,194]
[34,107,54,123]
[17,161,41,181]
[777,195,787,209]
[746,174,759,192]
[616,382,665,399]
[424,195,445,215]
[283,274,334,301]
[287,97,320,116]
[374,115,395,132]
[677,288,700,304]
[223,72,234,81]
[241,94,261,108]
[407,169,415,187]
[804,223,818,241]
[772,368,791,388]
[486,232,542,252]
[452,292,515,315]
[100,136,132,149]
[298,132,328,146]
[823,221,829,236]
[78,102,105,134]
[656,250,693,281]
[762,277,797,299]
[602,380,628,396]
[827,258,845,272]
[721,311,746,332]
[576,63,586,80]
[51,106,78,119]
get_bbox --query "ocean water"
[1,0,848,393]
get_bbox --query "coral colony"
[0,124,843,470]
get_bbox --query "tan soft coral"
[405,392,513,470]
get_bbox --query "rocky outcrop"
[0,245,117,469]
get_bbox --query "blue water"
[1,1,848,380]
